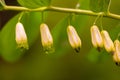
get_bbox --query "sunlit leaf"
[0,12,42,62]
[17,0,51,8]
[90,0,110,12]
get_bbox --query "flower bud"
[90,25,103,50]
[101,30,115,53]
[67,25,81,52]
[15,22,29,49]
[40,23,54,53]
[113,40,120,66]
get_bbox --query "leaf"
[78,0,89,10]
[110,22,120,40]
[90,0,110,12]
[51,17,69,57]
[87,48,101,63]
[0,12,42,62]
[87,48,109,63]
[17,0,51,8]
[0,0,5,11]
[0,4,3,11]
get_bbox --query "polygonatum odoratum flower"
[90,25,103,51]
[40,23,54,53]
[113,39,120,66]
[67,25,81,53]
[101,30,115,54]
[15,22,29,49]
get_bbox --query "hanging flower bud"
[67,25,81,53]
[15,22,29,49]
[113,40,120,66]
[40,23,54,53]
[101,30,115,54]
[90,25,103,51]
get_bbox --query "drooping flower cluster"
[15,22,82,53]
[90,25,114,53]
[15,21,120,66]
[90,25,120,66]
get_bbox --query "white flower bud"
[67,25,81,52]
[90,25,103,50]
[113,40,120,66]
[15,22,29,49]
[40,23,54,53]
[101,30,115,53]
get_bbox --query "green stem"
[18,12,24,22]
[107,0,111,13]
[93,12,103,25]
[0,0,6,6]
[2,5,120,20]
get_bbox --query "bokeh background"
[0,0,120,80]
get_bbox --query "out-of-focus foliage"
[0,3,3,11]
[17,0,51,8]
[0,0,120,80]
[0,0,5,11]
[0,12,42,62]
[90,0,110,12]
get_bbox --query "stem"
[93,12,103,25]
[107,0,111,13]
[2,5,120,20]
[0,0,6,6]
[41,12,44,23]
[18,12,24,22]
[100,14,103,30]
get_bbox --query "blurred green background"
[0,0,120,80]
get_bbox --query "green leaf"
[0,12,42,62]
[110,22,120,40]
[79,0,89,10]
[17,0,51,8]
[51,17,69,57]
[90,0,110,12]
[87,48,109,63]
[0,0,5,11]
[0,4,3,11]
